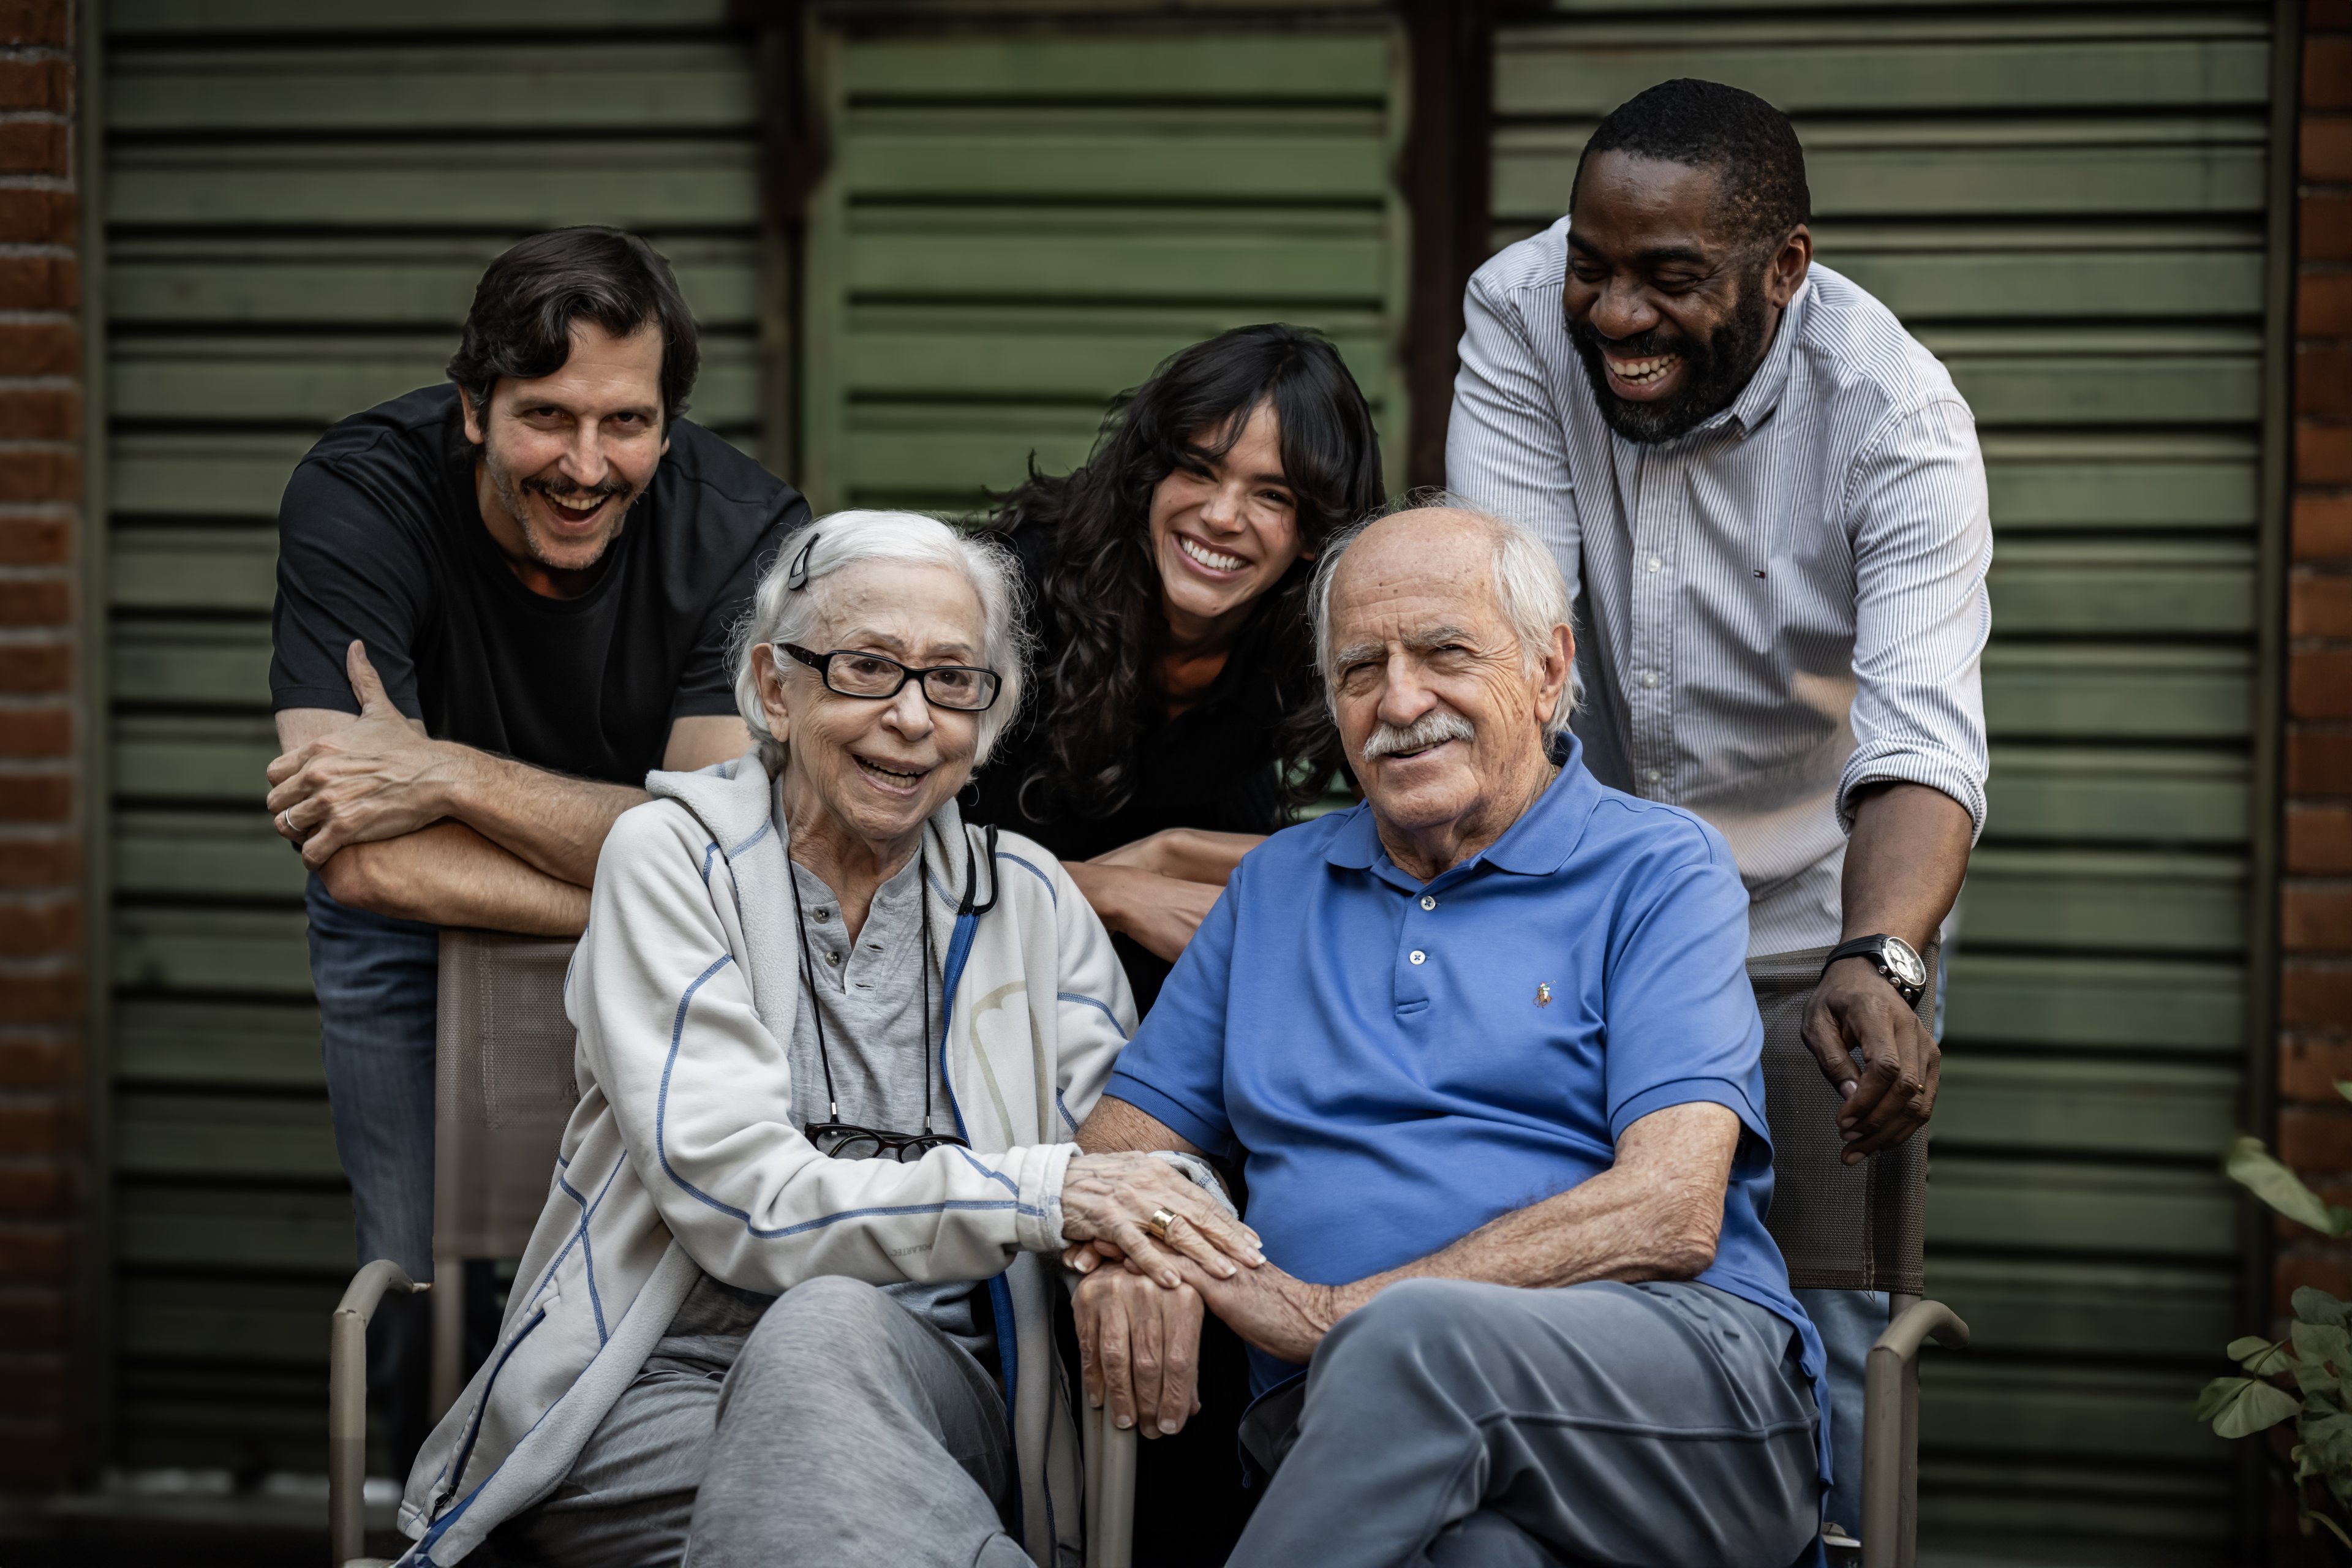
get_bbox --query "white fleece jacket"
[395,752,1134,1566]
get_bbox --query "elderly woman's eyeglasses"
[780,643,1001,712]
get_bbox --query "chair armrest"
[331,1262,427,1568]
[1860,1299,1967,1568]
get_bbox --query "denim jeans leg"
[306,872,440,1474]
[1796,1284,1889,1540]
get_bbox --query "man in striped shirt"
[1447,78,1991,1546]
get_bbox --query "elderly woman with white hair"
[394,511,1263,1568]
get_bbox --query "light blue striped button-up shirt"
[1447,218,1992,954]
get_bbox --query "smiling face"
[753,559,989,864]
[1145,399,1310,644]
[1563,150,1810,444]
[1325,511,1572,878]
[464,318,671,594]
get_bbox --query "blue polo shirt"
[1105,740,1827,1474]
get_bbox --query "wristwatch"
[1823,933,1927,1007]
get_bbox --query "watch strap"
[1823,934,1924,1002]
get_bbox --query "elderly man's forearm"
[318,821,590,935]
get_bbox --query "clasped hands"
[1062,1154,1355,1439]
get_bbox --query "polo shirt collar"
[1324,734,1603,886]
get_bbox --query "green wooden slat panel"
[120,1277,342,1365]
[839,131,1388,203]
[845,228,1389,305]
[1988,542,2255,635]
[1947,353,2260,426]
[115,907,312,996]
[1981,646,2250,739]
[1983,435,2257,530]
[1922,1474,2231,1564]
[1985,746,2247,845]
[845,321,1392,403]
[109,235,759,327]
[116,810,308,900]
[110,333,760,429]
[116,1385,326,1474]
[1926,1156,2239,1257]
[111,526,276,613]
[1493,139,2268,222]
[118,1185,351,1273]
[112,431,314,519]
[1921,1362,2230,1463]
[1934,1055,2241,1157]
[845,412,1107,499]
[110,43,755,132]
[1943,954,2242,1052]
[116,999,322,1088]
[109,142,758,230]
[1924,1257,2237,1359]
[118,1091,341,1180]
[1827,247,2264,320]
[1495,38,2270,115]
[1962,848,2246,954]
[112,620,271,709]
[115,715,281,804]
[843,35,1390,100]
[110,0,729,32]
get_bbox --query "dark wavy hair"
[447,227,700,424]
[992,323,1385,819]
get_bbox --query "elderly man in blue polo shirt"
[1067,504,1822,1567]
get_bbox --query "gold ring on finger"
[1146,1205,1178,1242]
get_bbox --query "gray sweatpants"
[489,1273,1026,1568]
[1229,1278,1821,1568]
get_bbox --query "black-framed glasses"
[805,1120,971,1164]
[780,643,1002,712]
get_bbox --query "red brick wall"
[0,0,81,1491]
[2282,0,2352,1311]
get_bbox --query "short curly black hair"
[1570,79,1811,249]
[447,227,699,425]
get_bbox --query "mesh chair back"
[434,930,582,1261]
[1749,944,1936,1297]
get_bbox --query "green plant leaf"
[2302,1289,2352,1329]
[2301,1322,2352,1371]
[2201,1375,2304,1437]
[2240,1339,2299,1377]
[2227,1137,2347,1234]
[2334,1080,2352,1108]
[2230,1335,2274,1360]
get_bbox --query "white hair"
[731,510,1034,773]
[1308,499,1578,742]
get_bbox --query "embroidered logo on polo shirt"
[1534,982,1553,1008]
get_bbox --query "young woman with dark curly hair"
[965,323,1387,1008]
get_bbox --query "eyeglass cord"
[786,839,935,1134]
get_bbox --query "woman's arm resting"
[1060,861,1221,963]
[1090,829,1264,886]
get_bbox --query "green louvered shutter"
[99,0,761,1472]
[797,19,1411,514]
[1491,4,2281,1558]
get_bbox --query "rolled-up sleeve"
[1836,396,1993,840]
[1447,264,1583,600]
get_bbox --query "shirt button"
[1419,895,1436,911]
[823,951,840,967]
[1409,949,1427,965]
[1643,768,1662,785]
[1646,556,1662,573]
[1641,671,1660,689]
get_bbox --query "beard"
[1567,271,1775,445]
[481,435,643,570]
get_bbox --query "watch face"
[1882,936,1927,990]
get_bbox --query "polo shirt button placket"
[1409,949,1427,965]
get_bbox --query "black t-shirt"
[965,517,1302,1004]
[270,385,808,787]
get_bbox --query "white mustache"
[1361,710,1475,763]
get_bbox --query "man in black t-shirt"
[264,228,807,1468]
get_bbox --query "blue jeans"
[307,874,478,1472]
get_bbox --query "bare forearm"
[1076,1095,1204,1158]
[1840,782,1972,948]
[317,821,590,935]
[1141,831,1263,887]
[442,749,644,885]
